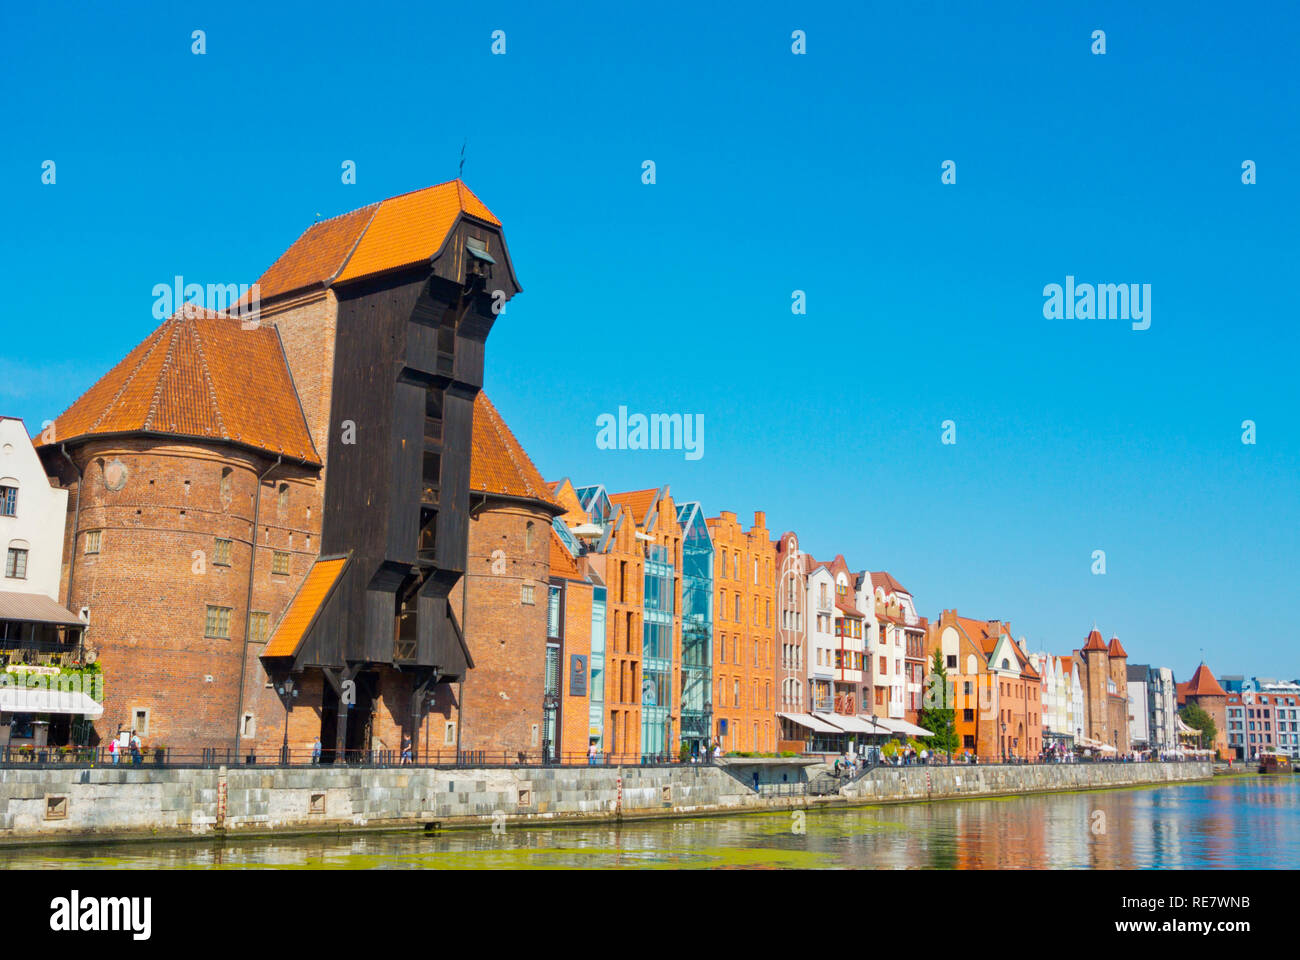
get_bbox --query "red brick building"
[37,303,322,753]
[39,180,523,759]
[1177,662,1229,758]
[706,510,775,753]
[1073,629,1131,754]
[451,394,563,759]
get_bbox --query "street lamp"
[1000,720,1007,763]
[277,678,298,763]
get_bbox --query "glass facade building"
[676,502,713,757]
[641,543,675,758]
[589,585,606,750]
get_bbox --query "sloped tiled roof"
[607,488,659,526]
[870,571,910,597]
[1083,628,1108,652]
[264,555,349,658]
[1107,635,1128,658]
[39,304,320,465]
[469,393,560,510]
[254,204,379,301]
[255,180,501,301]
[1185,663,1228,698]
[549,527,582,580]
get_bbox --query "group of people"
[106,728,143,765]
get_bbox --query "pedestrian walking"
[401,736,412,765]
[108,736,118,764]
[311,737,322,764]
[129,730,142,766]
[588,740,599,765]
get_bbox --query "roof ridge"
[88,320,169,434]
[188,315,228,441]
[141,319,186,432]
[326,202,382,286]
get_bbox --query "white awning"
[777,712,843,735]
[0,686,103,717]
[868,716,934,738]
[817,713,877,735]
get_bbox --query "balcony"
[0,637,86,669]
[812,696,833,713]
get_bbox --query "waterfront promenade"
[0,775,1281,870]
[0,758,1211,846]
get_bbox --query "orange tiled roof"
[549,527,582,579]
[1082,628,1108,652]
[38,304,320,465]
[607,488,659,526]
[255,179,501,300]
[254,204,379,301]
[1185,663,1228,698]
[264,555,349,658]
[1107,635,1128,658]
[469,393,560,509]
[870,571,910,597]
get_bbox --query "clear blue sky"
[3,1,1297,680]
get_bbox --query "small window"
[132,707,150,736]
[249,611,270,642]
[84,529,102,555]
[530,723,539,747]
[45,795,68,821]
[220,467,232,501]
[213,538,232,566]
[271,551,290,576]
[277,483,289,511]
[525,521,534,552]
[0,485,16,517]
[443,721,457,746]
[521,583,535,605]
[205,604,232,639]
[241,713,256,738]
[5,547,27,579]
[466,236,496,265]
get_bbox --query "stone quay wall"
[0,761,1212,845]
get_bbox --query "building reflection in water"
[3,779,1297,870]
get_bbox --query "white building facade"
[0,417,69,602]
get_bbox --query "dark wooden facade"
[264,213,520,756]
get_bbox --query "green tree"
[1179,703,1217,750]
[918,650,959,758]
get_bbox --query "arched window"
[525,521,534,552]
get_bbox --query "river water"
[4,776,1295,869]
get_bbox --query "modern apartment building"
[1225,678,1300,760]
[1126,664,1151,750]
[1146,666,1179,754]
[552,483,685,760]
[676,501,713,756]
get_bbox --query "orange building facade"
[930,609,1043,760]
[706,510,775,753]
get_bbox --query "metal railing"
[0,745,727,769]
